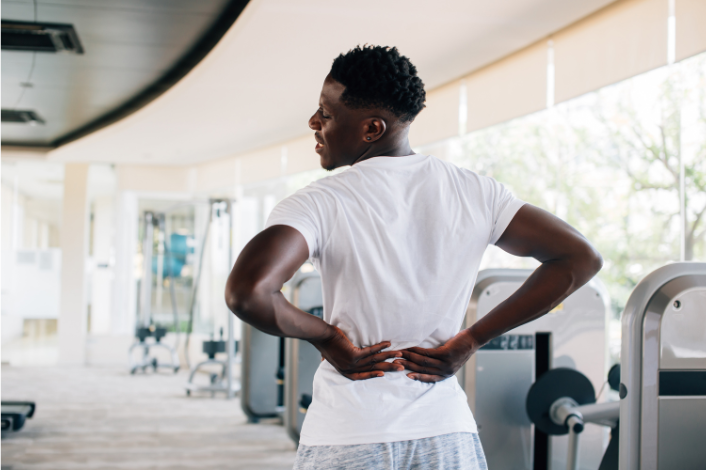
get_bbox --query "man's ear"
[362,117,387,143]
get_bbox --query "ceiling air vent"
[1,20,84,54]
[1,109,45,125]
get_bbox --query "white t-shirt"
[266,153,525,446]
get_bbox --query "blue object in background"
[169,233,192,257]
[152,233,194,278]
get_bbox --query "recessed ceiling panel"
[1,0,232,145]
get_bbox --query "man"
[226,45,602,469]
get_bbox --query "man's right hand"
[310,325,404,380]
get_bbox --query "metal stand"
[224,200,236,399]
[185,328,240,397]
[128,211,180,374]
[183,200,238,399]
[129,326,180,374]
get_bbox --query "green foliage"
[448,52,706,316]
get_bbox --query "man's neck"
[352,139,415,165]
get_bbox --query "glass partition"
[1,159,64,365]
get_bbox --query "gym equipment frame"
[460,269,610,470]
[525,262,706,470]
[183,199,238,399]
[129,211,179,374]
[619,262,706,470]
[284,266,323,445]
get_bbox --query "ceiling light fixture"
[1,109,46,125]
[1,20,84,54]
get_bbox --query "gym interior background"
[1,0,705,469]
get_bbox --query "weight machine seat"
[1,401,36,432]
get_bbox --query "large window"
[1,160,64,365]
[424,52,705,312]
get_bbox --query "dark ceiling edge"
[1,142,56,150]
[3,0,250,149]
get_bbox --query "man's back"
[266,154,525,445]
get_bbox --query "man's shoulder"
[431,160,511,205]
[298,168,359,195]
[281,171,350,206]
[433,158,490,185]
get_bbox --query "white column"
[112,190,138,335]
[90,195,114,334]
[58,163,90,364]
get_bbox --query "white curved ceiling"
[49,0,616,166]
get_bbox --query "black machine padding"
[1,401,36,432]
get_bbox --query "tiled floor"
[1,365,297,469]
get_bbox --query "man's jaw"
[320,154,335,172]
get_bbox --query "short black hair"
[330,45,426,122]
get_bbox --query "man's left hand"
[393,329,481,383]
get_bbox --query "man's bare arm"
[225,225,403,380]
[470,204,603,344]
[395,204,603,382]
[225,225,327,340]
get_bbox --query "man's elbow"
[577,241,603,279]
[225,282,259,320]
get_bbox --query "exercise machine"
[239,243,296,422]
[284,265,322,444]
[459,269,610,470]
[240,264,321,424]
[185,327,240,397]
[183,200,239,399]
[620,262,705,469]
[129,325,179,374]
[128,211,180,374]
[240,323,280,421]
[525,262,706,470]
[1,401,35,436]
